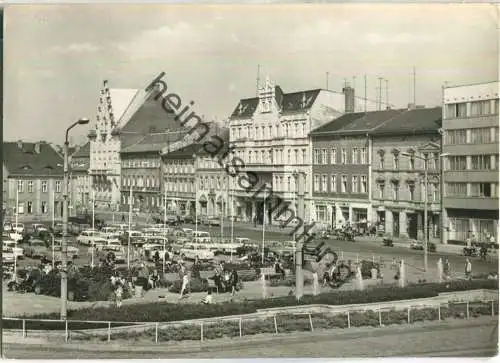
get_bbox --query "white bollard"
[399,260,406,288]
[261,273,268,299]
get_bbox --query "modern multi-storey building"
[3,140,72,221]
[371,107,442,240]
[310,110,404,228]
[442,81,499,244]
[228,76,379,224]
[70,142,91,214]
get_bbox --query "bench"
[260,267,282,281]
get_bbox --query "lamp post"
[127,187,132,269]
[401,151,445,272]
[192,153,198,238]
[262,186,267,265]
[163,186,167,276]
[61,117,89,320]
[229,176,234,261]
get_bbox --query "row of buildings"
[3,77,498,244]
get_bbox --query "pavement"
[3,316,498,358]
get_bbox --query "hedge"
[70,301,498,342]
[9,279,497,328]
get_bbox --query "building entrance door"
[393,212,400,237]
[407,213,418,239]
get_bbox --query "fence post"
[438,304,441,321]
[273,315,278,334]
[347,311,351,329]
[466,301,470,319]
[308,314,314,332]
[492,300,495,316]
[239,317,243,337]
[22,319,26,338]
[407,307,411,324]
[378,310,382,327]
[65,320,69,343]
[155,322,159,343]
[200,322,204,342]
[107,322,111,342]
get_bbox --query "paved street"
[3,317,498,358]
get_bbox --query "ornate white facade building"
[228,76,379,224]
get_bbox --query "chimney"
[34,142,41,154]
[343,86,355,113]
[16,140,22,149]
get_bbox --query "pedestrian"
[230,269,239,296]
[179,263,190,299]
[115,280,123,308]
[465,258,472,279]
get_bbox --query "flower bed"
[8,279,497,330]
[71,301,498,342]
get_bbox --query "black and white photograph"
[1,2,499,358]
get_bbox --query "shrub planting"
[65,301,498,343]
[168,278,210,294]
[9,279,497,329]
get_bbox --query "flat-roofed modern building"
[442,81,499,244]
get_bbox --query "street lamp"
[192,153,198,238]
[61,117,89,320]
[401,151,446,273]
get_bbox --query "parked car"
[3,247,15,264]
[183,215,194,224]
[207,216,221,226]
[3,240,24,259]
[31,224,49,234]
[179,244,215,262]
[410,241,436,252]
[76,230,101,246]
[23,239,49,259]
[11,223,25,234]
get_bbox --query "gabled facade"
[3,140,72,221]
[70,142,91,214]
[228,76,379,224]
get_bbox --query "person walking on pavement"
[465,258,472,279]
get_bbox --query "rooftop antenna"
[385,79,389,109]
[364,74,367,112]
[413,66,416,106]
[352,76,356,91]
[326,72,329,90]
[256,64,261,96]
[377,77,383,111]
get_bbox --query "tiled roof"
[120,131,186,154]
[163,143,200,159]
[120,90,187,148]
[71,142,90,158]
[196,127,230,157]
[371,107,442,135]
[311,112,366,134]
[3,141,64,177]
[229,88,321,119]
[340,109,406,132]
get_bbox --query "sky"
[3,3,498,145]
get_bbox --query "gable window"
[341,175,348,193]
[17,180,24,193]
[341,148,347,164]
[331,175,337,193]
[352,176,359,193]
[331,148,337,164]
[352,148,359,164]
[27,181,33,193]
[41,180,48,193]
[55,181,62,193]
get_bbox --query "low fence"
[3,300,498,343]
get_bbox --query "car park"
[179,244,215,261]
[3,247,15,264]
[23,239,49,258]
[3,240,24,259]
[207,216,221,226]
[76,230,101,246]
[11,223,25,234]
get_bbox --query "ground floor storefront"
[443,208,499,245]
[374,206,440,241]
[312,199,372,230]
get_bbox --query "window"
[316,205,327,222]
[322,149,328,164]
[331,148,337,164]
[341,148,347,164]
[302,149,307,164]
[352,176,359,193]
[393,155,399,169]
[377,183,385,199]
[41,201,47,214]
[409,155,415,170]
[471,155,492,170]
[27,181,33,193]
[470,183,492,197]
[313,174,320,192]
[446,182,467,197]
[331,175,337,193]
[352,148,358,164]
[446,103,467,118]
[380,154,385,169]
[314,149,321,164]
[294,149,298,164]
[17,202,24,214]
[17,180,24,193]
[55,181,62,193]
[321,175,328,192]
[341,175,348,193]
[470,128,491,144]
[408,183,415,200]
[431,183,438,202]
[449,156,467,170]
[392,182,399,200]
[361,148,367,164]
[41,180,48,193]
[287,149,291,164]
[27,201,33,214]
[361,175,367,193]
[446,129,467,145]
